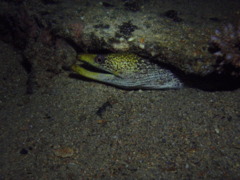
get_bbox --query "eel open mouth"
[72,62,111,74]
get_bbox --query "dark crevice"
[182,73,240,91]
[21,56,32,74]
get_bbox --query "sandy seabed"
[0,41,240,179]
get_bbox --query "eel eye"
[94,55,105,64]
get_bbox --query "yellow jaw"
[72,53,121,79]
[71,64,115,81]
[77,54,97,65]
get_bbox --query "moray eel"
[71,53,183,89]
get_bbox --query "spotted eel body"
[71,53,183,89]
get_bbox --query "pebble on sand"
[53,147,74,158]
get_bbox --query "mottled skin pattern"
[71,53,183,89]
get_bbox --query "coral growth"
[210,23,240,76]
[67,22,84,42]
